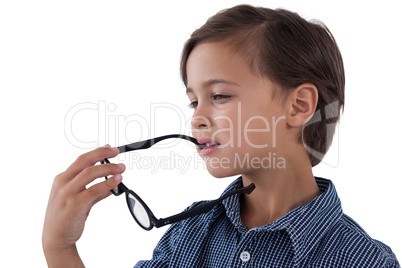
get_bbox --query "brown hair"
[180,5,345,166]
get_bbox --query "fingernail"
[103,144,111,148]
[114,174,122,182]
[112,147,120,153]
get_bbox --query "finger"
[71,162,126,192]
[79,174,124,205]
[64,145,120,181]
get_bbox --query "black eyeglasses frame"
[101,134,255,230]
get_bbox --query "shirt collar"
[218,176,343,265]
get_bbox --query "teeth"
[206,143,217,147]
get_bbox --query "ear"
[286,83,318,127]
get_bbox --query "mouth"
[197,137,221,155]
[197,137,220,146]
[205,142,219,147]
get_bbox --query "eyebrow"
[186,79,239,94]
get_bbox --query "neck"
[240,149,321,229]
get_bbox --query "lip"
[200,144,219,156]
[197,137,214,145]
[197,137,220,156]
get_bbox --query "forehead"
[186,42,256,89]
[185,42,280,102]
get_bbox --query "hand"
[42,145,126,267]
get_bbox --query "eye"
[188,100,198,109]
[212,94,231,102]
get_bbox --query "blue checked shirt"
[135,177,399,267]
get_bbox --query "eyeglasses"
[100,134,255,230]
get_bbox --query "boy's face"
[186,42,289,178]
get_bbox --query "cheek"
[239,101,286,149]
[241,116,271,148]
[210,107,238,145]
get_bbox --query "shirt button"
[240,251,251,262]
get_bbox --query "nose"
[191,104,211,130]
[191,115,210,129]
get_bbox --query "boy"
[42,5,399,267]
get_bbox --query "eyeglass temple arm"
[118,134,206,153]
[153,183,256,228]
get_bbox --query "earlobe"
[286,83,318,127]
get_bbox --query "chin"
[205,164,239,179]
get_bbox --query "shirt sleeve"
[384,252,401,268]
[134,221,181,268]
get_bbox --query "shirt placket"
[230,230,256,267]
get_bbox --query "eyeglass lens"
[127,193,151,229]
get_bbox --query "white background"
[0,0,401,267]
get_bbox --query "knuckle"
[76,153,90,165]
[88,186,99,197]
[53,172,64,184]
[80,165,94,177]
[55,171,65,179]
[105,177,117,188]
[52,172,67,191]
[86,183,110,203]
